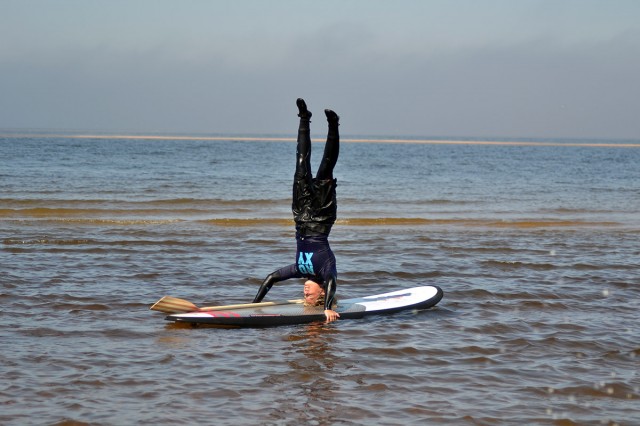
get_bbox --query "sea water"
[1,134,638,425]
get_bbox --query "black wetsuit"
[252,101,340,310]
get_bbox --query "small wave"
[540,207,618,214]
[0,207,202,218]
[1,212,622,229]
[481,260,557,271]
[134,198,283,206]
[28,218,183,225]
[518,300,569,310]
[38,302,111,312]
[21,327,67,338]
[199,218,293,226]
[68,304,110,312]
[414,199,472,205]
[337,218,620,228]
[0,207,106,217]
[0,199,285,219]
[3,238,93,245]
[0,197,285,207]
[488,219,620,228]
[546,382,638,400]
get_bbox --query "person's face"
[303,280,324,305]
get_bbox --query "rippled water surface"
[1,135,639,425]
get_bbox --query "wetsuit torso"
[272,233,338,285]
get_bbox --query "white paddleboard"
[165,285,443,327]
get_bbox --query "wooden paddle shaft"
[198,299,304,311]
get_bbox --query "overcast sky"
[1,0,639,139]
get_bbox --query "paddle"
[150,295,304,314]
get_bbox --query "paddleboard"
[164,285,443,327]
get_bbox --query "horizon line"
[1,132,639,148]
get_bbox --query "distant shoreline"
[2,132,639,148]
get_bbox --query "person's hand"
[324,309,340,323]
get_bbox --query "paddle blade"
[150,296,199,314]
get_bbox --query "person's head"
[303,280,326,307]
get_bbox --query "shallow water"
[1,135,639,425]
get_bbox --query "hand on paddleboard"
[324,309,340,323]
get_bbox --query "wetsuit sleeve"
[252,264,298,303]
[324,276,337,311]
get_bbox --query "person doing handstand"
[252,98,341,323]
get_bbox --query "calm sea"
[1,134,639,425]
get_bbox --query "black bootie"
[325,109,339,125]
[297,98,312,119]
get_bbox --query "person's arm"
[252,264,297,303]
[252,271,280,303]
[323,276,340,322]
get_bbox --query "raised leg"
[295,98,313,182]
[316,109,340,181]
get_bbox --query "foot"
[297,98,312,119]
[325,109,339,124]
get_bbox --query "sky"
[1,0,639,139]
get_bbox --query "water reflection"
[262,323,341,425]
